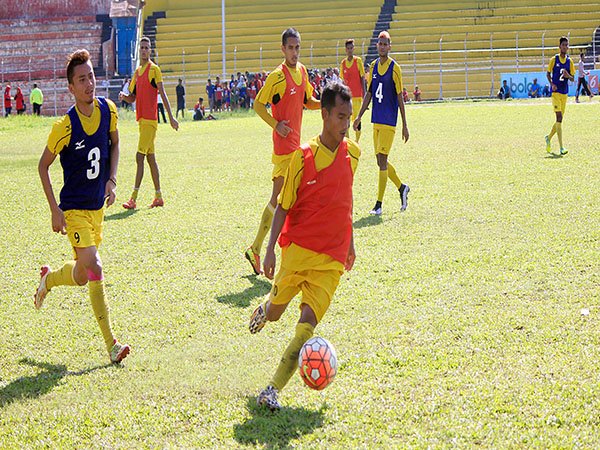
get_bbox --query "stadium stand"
[141,0,385,103]
[389,0,600,99]
[0,1,111,115]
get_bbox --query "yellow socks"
[251,203,275,255]
[548,123,557,140]
[130,188,139,201]
[387,162,402,189]
[378,170,388,202]
[555,122,563,148]
[46,261,78,290]
[155,190,162,199]
[270,322,315,391]
[89,280,115,352]
[355,130,361,143]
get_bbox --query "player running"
[249,82,360,410]
[245,27,320,275]
[36,49,130,363]
[353,31,410,216]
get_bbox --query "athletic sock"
[548,123,557,140]
[155,190,162,199]
[555,122,563,148]
[378,170,388,202]
[46,261,78,290]
[355,130,361,143]
[387,162,402,189]
[251,203,275,255]
[89,280,115,352]
[130,188,139,201]
[270,322,315,391]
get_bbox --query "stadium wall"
[0,0,110,19]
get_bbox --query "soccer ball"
[298,336,337,390]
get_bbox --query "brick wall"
[0,0,110,19]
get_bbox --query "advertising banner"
[500,70,600,98]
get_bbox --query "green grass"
[0,99,599,448]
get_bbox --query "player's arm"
[157,81,179,130]
[305,96,320,110]
[38,147,66,234]
[547,59,556,91]
[119,83,136,103]
[345,228,355,271]
[105,129,119,207]
[254,79,291,137]
[397,91,409,142]
[394,66,409,142]
[353,91,371,131]
[566,60,576,81]
[263,204,288,280]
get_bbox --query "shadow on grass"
[216,275,272,308]
[104,208,137,221]
[353,214,383,229]
[233,396,326,449]
[0,357,113,409]
[544,153,565,159]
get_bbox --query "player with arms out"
[245,28,321,275]
[545,36,575,156]
[353,31,410,216]
[36,49,130,363]
[340,38,366,142]
[249,82,360,410]
[120,36,179,209]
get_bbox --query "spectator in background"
[248,75,258,108]
[120,78,130,110]
[15,85,26,114]
[31,83,44,115]
[157,92,167,123]
[206,78,215,112]
[193,97,215,121]
[543,84,551,97]
[4,84,12,116]
[497,80,510,99]
[575,52,593,103]
[413,85,422,101]
[402,87,410,103]
[175,78,186,118]
[215,82,223,112]
[528,78,541,98]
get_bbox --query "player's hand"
[551,83,557,92]
[402,125,409,143]
[345,242,356,271]
[104,180,116,207]
[275,120,291,138]
[51,208,67,235]
[263,247,276,280]
[118,92,124,101]
[170,117,179,131]
[353,118,361,131]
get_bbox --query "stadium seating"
[0,15,109,114]
[389,0,599,99]
[142,0,384,102]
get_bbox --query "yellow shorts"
[268,266,341,323]
[271,153,293,179]
[552,93,567,114]
[373,125,396,155]
[138,120,158,154]
[64,209,104,257]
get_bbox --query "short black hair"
[559,36,568,45]
[33,83,38,88]
[345,39,354,47]
[321,81,351,112]
[140,36,151,45]
[282,28,300,46]
[66,49,91,84]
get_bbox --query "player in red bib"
[340,39,366,142]
[249,82,360,410]
[245,28,320,275]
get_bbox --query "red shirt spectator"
[15,86,25,112]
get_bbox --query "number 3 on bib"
[87,147,100,180]
[375,83,384,103]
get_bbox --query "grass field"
[0,99,599,448]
